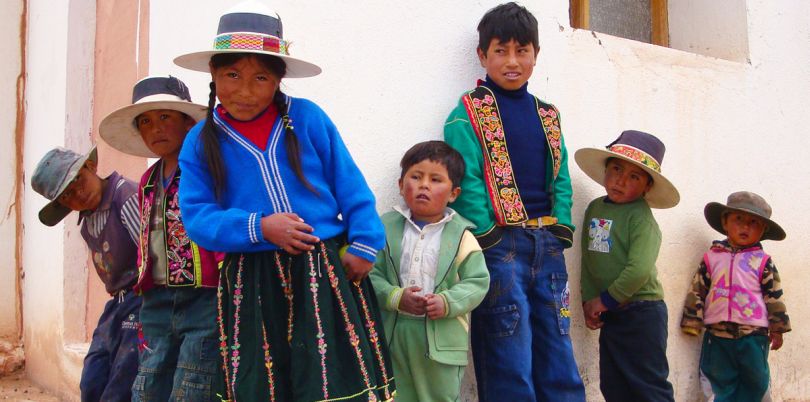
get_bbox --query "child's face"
[477,38,537,91]
[399,160,461,224]
[722,211,767,248]
[56,160,103,212]
[603,158,652,204]
[136,109,195,159]
[211,56,280,121]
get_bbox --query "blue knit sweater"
[178,95,384,262]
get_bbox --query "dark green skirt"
[217,239,395,402]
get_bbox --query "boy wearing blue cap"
[32,146,140,402]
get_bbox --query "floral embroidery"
[538,104,563,179]
[256,293,276,401]
[227,256,245,398]
[275,254,295,344]
[216,266,232,401]
[607,145,661,173]
[307,250,329,399]
[351,280,392,401]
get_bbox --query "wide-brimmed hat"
[174,1,321,78]
[574,130,680,209]
[31,146,98,226]
[704,191,785,241]
[99,76,207,158]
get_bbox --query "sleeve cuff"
[439,293,450,318]
[388,288,404,311]
[348,242,379,262]
[600,291,621,311]
[681,326,701,336]
[248,212,264,244]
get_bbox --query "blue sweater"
[178,95,384,262]
[481,76,550,218]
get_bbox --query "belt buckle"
[521,218,541,228]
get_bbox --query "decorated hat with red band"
[174,0,321,78]
[574,130,680,209]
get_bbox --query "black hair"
[400,141,466,188]
[477,2,539,54]
[201,53,314,199]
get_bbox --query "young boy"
[99,75,222,400]
[32,146,140,401]
[370,141,489,402]
[443,3,584,400]
[575,130,680,402]
[681,191,790,402]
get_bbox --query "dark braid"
[201,81,226,199]
[273,90,317,195]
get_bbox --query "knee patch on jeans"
[478,304,520,338]
[551,272,571,335]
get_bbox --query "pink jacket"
[703,244,769,327]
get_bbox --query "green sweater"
[580,197,664,304]
[370,210,489,366]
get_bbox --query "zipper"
[727,251,736,322]
[385,238,400,346]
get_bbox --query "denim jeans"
[131,286,220,401]
[599,300,674,402]
[81,291,141,402]
[471,227,585,402]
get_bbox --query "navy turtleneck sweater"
[481,76,551,218]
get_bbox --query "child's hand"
[399,287,427,315]
[425,294,447,319]
[341,252,373,282]
[261,213,318,254]
[583,297,608,330]
[770,332,783,350]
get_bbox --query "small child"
[99,75,222,400]
[443,3,584,400]
[32,146,140,401]
[174,3,394,400]
[681,191,790,402]
[369,141,489,402]
[575,130,679,402]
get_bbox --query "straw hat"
[704,191,785,241]
[99,76,207,157]
[574,130,680,209]
[31,146,98,226]
[174,0,321,78]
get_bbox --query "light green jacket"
[370,210,489,366]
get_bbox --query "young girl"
[99,76,222,400]
[174,3,394,401]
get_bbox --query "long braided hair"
[201,53,314,199]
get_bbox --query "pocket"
[130,374,147,401]
[551,272,571,335]
[478,304,520,338]
[200,337,219,362]
[434,316,469,351]
[178,371,213,401]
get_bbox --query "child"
[99,75,223,400]
[681,191,790,402]
[575,130,680,402]
[443,3,585,400]
[32,146,140,401]
[369,141,489,402]
[173,3,394,401]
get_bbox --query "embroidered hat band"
[215,32,289,55]
[607,144,661,173]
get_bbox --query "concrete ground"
[0,371,59,401]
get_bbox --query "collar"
[710,239,763,253]
[393,205,455,230]
[482,75,529,99]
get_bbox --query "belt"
[520,216,558,228]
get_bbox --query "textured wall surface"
[18,0,810,400]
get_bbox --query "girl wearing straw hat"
[174,2,394,401]
[100,75,224,401]
[574,130,679,402]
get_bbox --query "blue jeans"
[599,300,674,402]
[471,227,585,402]
[81,290,141,402]
[131,286,220,401]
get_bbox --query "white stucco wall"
[146,1,810,400]
[0,0,23,343]
[19,0,810,400]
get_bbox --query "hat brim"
[99,100,208,158]
[574,147,680,209]
[174,50,322,78]
[704,203,786,241]
[38,147,98,226]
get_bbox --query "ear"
[398,177,404,195]
[477,47,487,68]
[209,60,217,79]
[448,186,462,203]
